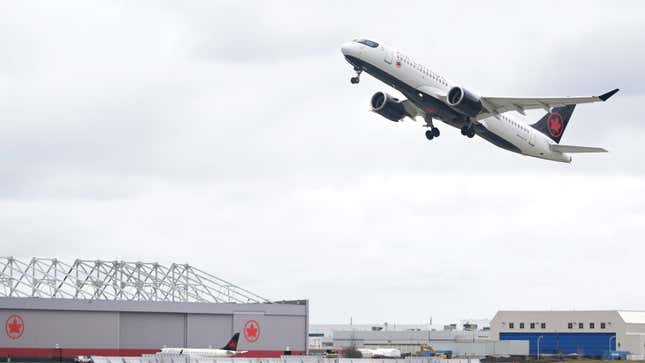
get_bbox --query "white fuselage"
[160,348,240,358]
[341,41,572,162]
[358,348,402,358]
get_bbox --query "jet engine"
[371,92,407,122]
[446,86,483,117]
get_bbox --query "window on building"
[530,322,535,329]
[519,322,525,329]
[568,322,573,329]
[590,322,595,329]
[541,322,546,329]
[601,322,606,329]
[579,322,584,329]
[509,322,514,329]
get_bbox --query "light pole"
[537,335,544,360]
[609,336,616,359]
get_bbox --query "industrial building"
[0,257,308,360]
[309,323,528,358]
[490,311,645,358]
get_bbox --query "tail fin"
[222,333,240,351]
[531,104,576,143]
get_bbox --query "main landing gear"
[461,123,476,138]
[425,128,440,140]
[350,67,362,84]
[424,116,440,141]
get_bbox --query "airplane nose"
[340,42,354,55]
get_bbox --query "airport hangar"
[0,257,308,361]
[490,311,645,358]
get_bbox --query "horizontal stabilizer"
[550,144,608,153]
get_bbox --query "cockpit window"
[354,39,379,48]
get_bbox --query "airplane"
[160,332,247,357]
[340,38,619,163]
[358,348,402,359]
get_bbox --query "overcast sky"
[1,1,644,325]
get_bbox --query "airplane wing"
[550,144,608,153]
[477,88,619,119]
[399,86,449,121]
[401,99,425,119]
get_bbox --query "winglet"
[599,88,619,101]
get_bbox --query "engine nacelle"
[371,92,407,122]
[446,86,483,117]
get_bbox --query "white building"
[490,311,645,358]
[309,322,528,358]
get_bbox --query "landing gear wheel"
[350,67,362,84]
[424,116,439,139]
[461,125,475,138]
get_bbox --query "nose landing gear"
[350,67,362,84]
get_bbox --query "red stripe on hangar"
[0,348,305,358]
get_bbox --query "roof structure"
[618,311,645,324]
[0,257,269,304]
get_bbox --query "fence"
[91,356,481,363]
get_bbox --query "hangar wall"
[490,310,645,356]
[0,297,308,359]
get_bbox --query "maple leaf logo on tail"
[228,339,237,350]
[531,105,575,143]
[548,112,564,138]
